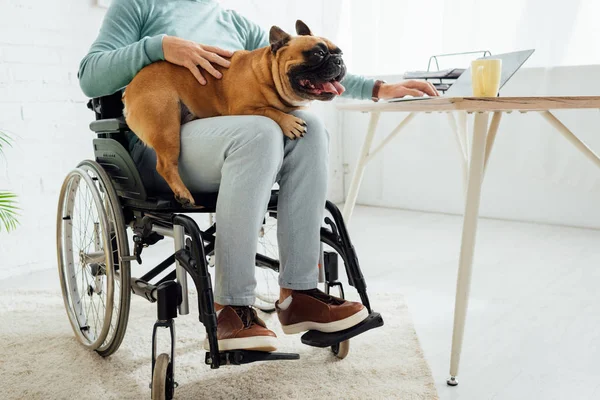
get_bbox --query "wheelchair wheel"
[56,168,114,350]
[152,353,174,400]
[78,160,131,357]
[255,212,279,312]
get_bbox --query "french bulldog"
[123,20,346,206]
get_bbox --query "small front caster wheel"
[152,353,175,400]
[331,340,350,359]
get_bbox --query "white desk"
[337,96,600,386]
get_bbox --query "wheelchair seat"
[88,93,278,213]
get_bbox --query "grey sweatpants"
[130,110,329,306]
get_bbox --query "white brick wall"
[0,0,106,278]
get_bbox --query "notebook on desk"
[388,49,535,103]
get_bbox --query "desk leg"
[457,111,470,161]
[447,112,469,192]
[484,112,503,173]
[540,111,600,169]
[342,112,381,221]
[448,112,490,386]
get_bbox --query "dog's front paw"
[279,115,307,140]
[174,191,196,208]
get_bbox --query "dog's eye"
[314,50,325,57]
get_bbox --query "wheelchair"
[56,91,383,399]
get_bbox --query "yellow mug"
[471,59,502,97]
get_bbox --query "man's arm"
[232,12,376,101]
[78,0,165,98]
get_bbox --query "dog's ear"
[295,20,313,36]
[269,26,292,54]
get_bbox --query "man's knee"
[243,116,284,169]
[249,115,282,138]
[289,110,330,157]
[291,110,329,143]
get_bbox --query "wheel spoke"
[73,199,83,250]
[81,183,95,251]
[78,186,87,251]
[89,286,103,338]
[97,288,109,326]
[82,271,94,331]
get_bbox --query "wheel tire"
[57,167,114,350]
[152,353,174,400]
[78,160,131,357]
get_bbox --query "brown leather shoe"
[203,306,277,352]
[276,289,368,334]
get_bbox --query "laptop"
[388,49,535,102]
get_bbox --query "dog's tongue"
[321,81,345,95]
[333,81,345,94]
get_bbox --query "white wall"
[0,0,107,277]
[342,0,600,75]
[340,65,600,229]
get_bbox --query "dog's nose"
[333,58,342,66]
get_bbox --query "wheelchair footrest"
[205,350,300,366]
[301,312,384,348]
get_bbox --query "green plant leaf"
[0,130,12,158]
[0,191,19,232]
[0,131,18,232]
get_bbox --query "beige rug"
[0,290,438,400]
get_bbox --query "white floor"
[3,205,600,400]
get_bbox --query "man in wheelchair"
[78,0,379,353]
[62,0,434,396]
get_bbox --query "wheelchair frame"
[57,92,383,399]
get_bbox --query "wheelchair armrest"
[89,119,129,133]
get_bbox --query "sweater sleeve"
[338,74,376,100]
[78,0,165,98]
[232,12,376,101]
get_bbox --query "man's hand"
[162,36,233,85]
[378,80,439,99]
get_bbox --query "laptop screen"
[445,49,535,97]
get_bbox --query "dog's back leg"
[125,93,195,206]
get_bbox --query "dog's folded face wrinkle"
[269,20,346,103]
